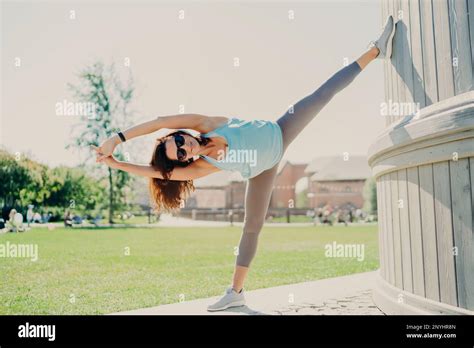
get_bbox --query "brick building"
[188,170,245,208]
[270,161,308,208]
[188,155,371,210]
[306,155,372,209]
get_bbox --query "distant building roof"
[307,155,372,181]
[304,156,337,175]
[194,170,244,188]
[277,160,307,175]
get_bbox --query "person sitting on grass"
[6,209,25,233]
[64,210,73,228]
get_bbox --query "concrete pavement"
[110,271,384,315]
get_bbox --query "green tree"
[0,150,32,206]
[362,177,377,215]
[43,166,107,214]
[0,149,108,219]
[0,149,51,207]
[67,61,135,223]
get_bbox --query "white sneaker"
[207,286,246,312]
[368,15,396,59]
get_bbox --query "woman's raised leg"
[230,48,379,292]
[277,47,379,152]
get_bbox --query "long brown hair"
[149,130,210,212]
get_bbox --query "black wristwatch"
[117,131,126,143]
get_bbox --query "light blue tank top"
[199,117,284,179]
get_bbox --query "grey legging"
[236,60,362,267]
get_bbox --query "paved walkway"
[111,271,384,315]
[18,213,377,229]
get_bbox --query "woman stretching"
[92,16,396,311]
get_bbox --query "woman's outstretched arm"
[114,159,221,180]
[119,114,213,142]
[95,114,227,160]
[92,146,221,180]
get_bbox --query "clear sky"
[1,0,385,167]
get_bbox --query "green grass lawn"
[0,224,379,314]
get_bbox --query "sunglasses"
[173,134,187,161]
